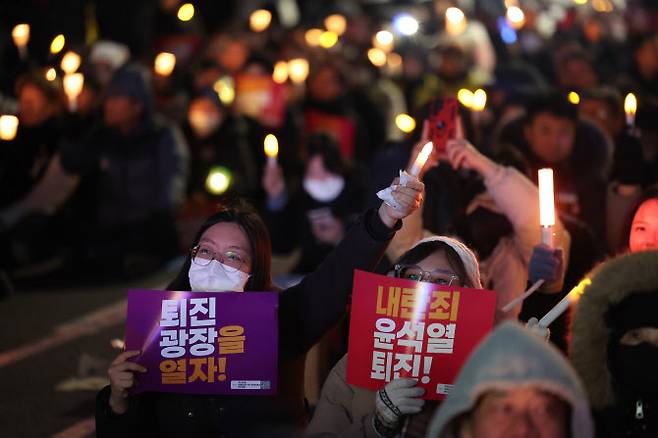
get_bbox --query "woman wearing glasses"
[96,176,424,437]
[305,235,482,438]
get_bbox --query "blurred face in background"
[308,67,342,102]
[629,199,658,252]
[558,58,598,91]
[579,98,623,139]
[460,388,570,438]
[104,94,143,129]
[188,97,223,138]
[524,112,576,164]
[19,83,58,127]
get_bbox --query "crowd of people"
[2,0,658,436]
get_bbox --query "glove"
[374,378,425,433]
[528,244,563,284]
[526,317,551,342]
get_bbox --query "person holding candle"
[306,235,483,438]
[569,250,658,438]
[96,179,424,436]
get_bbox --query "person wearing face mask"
[569,250,658,438]
[262,133,366,278]
[306,235,483,438]
[96,180,424,436]
[182,88,266,199]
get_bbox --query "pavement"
[0,265,180,438]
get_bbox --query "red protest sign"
[304,109,356,160]
[234,74,286,128]
[346,270,496,400]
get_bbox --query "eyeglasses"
[191,245,248,273]
[393,264,460,286]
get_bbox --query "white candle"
[538,168,555,247]
[538,277,591,327]
[12,24,30,59]
[409,142,433,177]
[154,52,176,77]
[63,73,84,112]
[264,134,279,166]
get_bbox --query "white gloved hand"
[375,378,425,429]
[526,317,551,342]
[376,170,416,210]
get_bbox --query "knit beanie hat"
[412,235,482,289]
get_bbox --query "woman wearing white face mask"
[262,133,367,278]
[97,180,424,436]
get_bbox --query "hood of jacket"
[427,322,593,438]
[570,250,658,410]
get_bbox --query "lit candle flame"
[250,9,272,32]
[288,58,309,84]
[373,30,394,52]
[0,115,19,141]
[472,89,487,111]
[61,51,81,74]
[368,48,387,67]
[63,73,84,111]
[624,92,637,127]
[305,28,323,47]
[264,134,279,158]
[12,24,30,50]
[457,89,474,108]
[50,34,65,54]
[445,7,467,36]
[324,14,347,36]
[272,61,289,84]
[319,31,339,49]
[154,52,176,76]
[395,114,416,133]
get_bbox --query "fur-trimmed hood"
[569,250,658,410]
[427,322,593,438]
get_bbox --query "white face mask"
[188,260,250,292]
[303,175,345,203]
[188,111,221,138]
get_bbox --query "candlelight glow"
[272,61,289,84]
[50,34,65,54]
[250,9,272,32]
[624,93,637,117]
[213,76,235,105]
[567,277,592,303]
[574,0,587,4]
[154,52,176,76]
[205,167,231,195]
[63,73,84,100]
[506,6,525,29]
[395,114,416,133]
[368,48,387,67]
[410,142,434,176]
[0,115,19,141]
[568,91,580,105]
[374,30,394,52]
[393,14,419,36]
[45,68,57,81]
[324,14,347,36]
[61,51,81,74]
[305,28,323,47]
[387,52,403,74]
[319,31,338,49]
[457,89,474,108]
[446,7,467,36]
[288,58,309,84]
[538,168,555,227]
[177,3,194,22]
[12,24,30,48]
[472,89,487,111]
[264,134,279,158]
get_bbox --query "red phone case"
[429,98,458,151]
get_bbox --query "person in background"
[306,235,482,438]
[426,322,594,438]
[96,178,424,436]
[570,250,658,438]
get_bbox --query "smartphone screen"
[429,98,458,151]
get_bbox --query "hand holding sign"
[375,378,425,430]
[108,350,147,414]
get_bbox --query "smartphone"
[428,97,459,151]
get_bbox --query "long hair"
[166,199,273,291]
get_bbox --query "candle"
[305,29,323,47]
[395,114,416,133]
[373,30,394,52]
[272,61,289,84]
[0,115,19,141]
[409,142,433,177]
[538,277,591,327]
[154,52,176,77]
[12,24,30,59]
[61,51,81,74]
[367,48,387,67]
[63,73,84,112]
[264,134,279,166]
[250,9,272,33]
[288,58,309,84]
[324,14,347,36]
[538,168,555,247]
[624,93,637,129]
[445,7,467,36]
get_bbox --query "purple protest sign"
[125,290,278,396]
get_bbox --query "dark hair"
[392,240,472,288]
[16,71,63,105]
[525,91,578,125]
[166,199,273,291]
[618,184,658,253]
[581,87,624,120]
[306,133,345,175]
